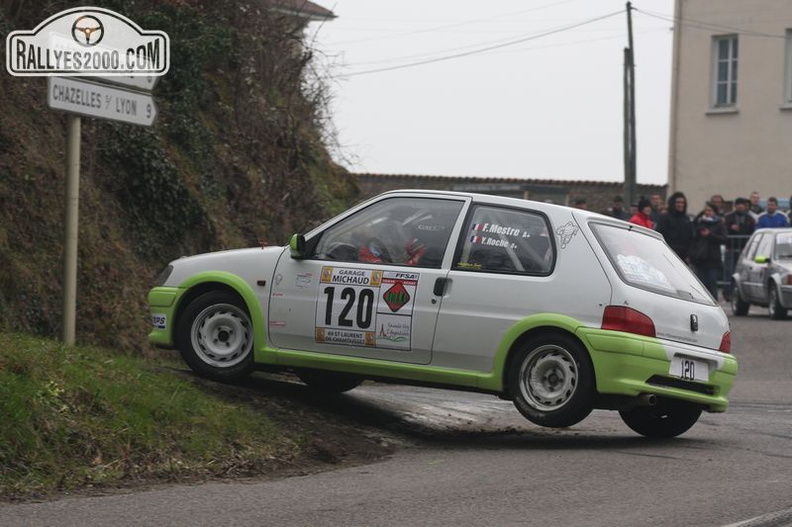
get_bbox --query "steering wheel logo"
[71,15,104,46]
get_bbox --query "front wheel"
[508,334,594,428]
[619,399,702,438]
[177,290,255,382]
[730,284,750,316]
[768,284,788,320]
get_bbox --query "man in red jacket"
[629,198,654,229]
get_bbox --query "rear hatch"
[588,221,729,352]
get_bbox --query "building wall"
[354,174,666,215]
[670,0,792,211]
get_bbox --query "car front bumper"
[147,286,183,348]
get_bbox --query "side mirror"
[754,255,769,264]
[290,234,307,259]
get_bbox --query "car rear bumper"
[578,328,738,412]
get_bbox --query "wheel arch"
[173,272,265,351]
[485,314,595,394]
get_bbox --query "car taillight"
[719,331,732,353]
[601,306,656,338]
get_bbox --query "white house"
[669,0,792,211]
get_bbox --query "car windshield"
[591,223,714,305]
[774,232,792,260]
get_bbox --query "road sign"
[47,76,157,126]
[92,74,159,91]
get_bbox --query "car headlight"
[154,265,173,286]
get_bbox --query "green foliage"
[0,0,359,350]
[0,333,283,498]
[98,123,207,261]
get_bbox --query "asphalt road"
[3,306,792,527]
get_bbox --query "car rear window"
[591,223,714,305]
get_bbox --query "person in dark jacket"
[689,202,728,300]
[722,197,755,301]
[656,191,694,261]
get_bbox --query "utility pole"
[623,1,637,208]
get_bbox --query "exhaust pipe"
[638,393,657,407]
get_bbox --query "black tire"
[768,284,788,320]
[177,290,255,382]
[508,333,594,428]
[730,284,750,316]
[619,399,702,438]
[296,370,364,393]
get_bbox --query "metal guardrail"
[718,234,751,289]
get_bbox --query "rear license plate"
[670,356,709,382]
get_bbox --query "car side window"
[755,234,773,260]
[744,234,762,260]
[454,205,554,274]
[312,197,464,268]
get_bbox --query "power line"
[328,0,585,46]
[343,9,625,78]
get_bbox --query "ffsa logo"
[6,7,169,76]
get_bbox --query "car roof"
[378,189,604,218]
[753,227,792,235]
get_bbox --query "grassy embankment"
[0,332,294,500]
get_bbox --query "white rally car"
[148,190,737,438]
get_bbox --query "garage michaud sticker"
[315,267,418,350]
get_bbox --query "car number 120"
[322,286,375,330]
[670,356,708,382]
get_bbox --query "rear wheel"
[297,370,364,393]
[619,399,702,438]
[768,284,788,320]
[730,283,750,316]
[177,290,255,382]
[508,334,594,428]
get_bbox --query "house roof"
[267,0,336,21]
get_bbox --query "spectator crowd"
[591,191,792,301]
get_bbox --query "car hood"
[165,246,286,287]
[772,260,792,272]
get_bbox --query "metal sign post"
[48,76,158,345]
[62,114,81,345]
[9,6,169,346]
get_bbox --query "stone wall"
[354,174,667,215]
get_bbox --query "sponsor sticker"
[151,314,166,330]
[315,267,418,350]
[296,272,313,289]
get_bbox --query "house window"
[711,35,738,107]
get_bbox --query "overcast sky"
[308,0,676,185]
